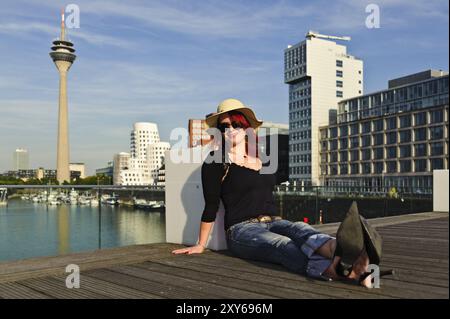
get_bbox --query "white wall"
[165,147,227,250]
[433,169,449,212]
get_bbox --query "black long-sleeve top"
[201,151,277,230]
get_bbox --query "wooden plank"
[0,245,175,284]
[85,268,215,299]
[177,252,444,299]
[0,282,52,299]
[18,277,109,299]
[111,264,274,299]
[145,258,385,299]
[49,275,163,299]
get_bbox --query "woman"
[173,98,373,287]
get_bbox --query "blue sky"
[0,0,448,175]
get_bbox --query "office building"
[319,70,449,189]
[13,148,29,170]
[285,31,363,186]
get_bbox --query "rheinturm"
[49,11,76,184]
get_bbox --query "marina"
[0,197,166,262]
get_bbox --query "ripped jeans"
[226,219,334,280]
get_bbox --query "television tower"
[49,10,76,183]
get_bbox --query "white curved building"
[113,122,171,186]
[131,122,160,158]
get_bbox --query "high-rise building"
[319,70,449,189]
[130,122,160,158]
[49,11,76,184]
[285,31,363,186]
[13,149,29,170]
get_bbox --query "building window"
[336,60,343,67]
[415,159,427,172]
[414,143,427,157]
[414,112,427,126]
[386,132,397,145]
[350,123,359,135]
[386,161,397,173]
[430,158,444,170]
[374,162,384,174]
[336,80,343,88]
[400,160,411,173]
[399,115,411,128]
[339,126,348,136]
[362,163,371,174]
[350,150,359,161]
[414,128,427,141]
[399,145,411,158]
[373,133,384,146]
[386,117,397,130]
[340,164,348,175]
[336,70,343,77]
[399,130,411,143]
[330,127,338,138]
[386,146,397,159]
[351,164,359,174]
[338,138,348,149]
[340,151,348,162]
[350,137,359,148]
[361,122,371,134]
[330,152,338,162]
[430,142,444,156]
[430,126,444,140]
[330,140,338,150]
[336,91,343,98]
[330,165,338,175]
[430,109,444,124]
[361,135,371,147]
[361,149,371,161]
[373,119,384,131]
[373,147,384,160]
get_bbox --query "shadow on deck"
[0,212,448,299]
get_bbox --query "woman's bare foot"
[322,248,373,288]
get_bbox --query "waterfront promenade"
[0,212,447,299]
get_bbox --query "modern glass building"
[285,31,363,186]
[319,70,449,189]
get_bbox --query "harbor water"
[0,198,166,262]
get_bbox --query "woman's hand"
[172,244,205,255]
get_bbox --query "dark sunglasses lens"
[219,123,229,132]
[231,122,242,129]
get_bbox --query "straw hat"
[204,98,263,129]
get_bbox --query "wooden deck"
[0,212,448,299]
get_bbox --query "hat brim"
[204,107,263,129]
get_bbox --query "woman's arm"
[172,221,214,254]
[172,154,223,255]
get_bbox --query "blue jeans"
[226,219,334,280]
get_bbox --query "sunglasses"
[218,121,244,133]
